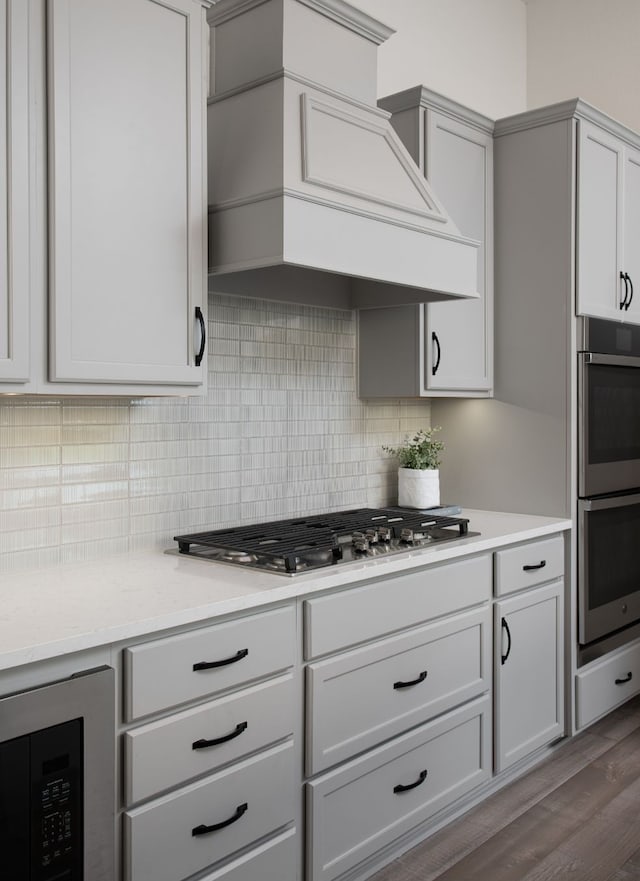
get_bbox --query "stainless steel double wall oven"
[578,318,640,647]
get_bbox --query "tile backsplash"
[0,294,431,573]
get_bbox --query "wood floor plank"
[432,727,640,881]
[516,773,640,881]
[390,728,637,880]
[368,698,640,881]
[606,846,640,881]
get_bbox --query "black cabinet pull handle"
[523,560,546,571]
[192,802,247,836]
[193,648,248,671]
[615,672,633,685]
[393,671,427,689]
[195,306,206,366]
[626,273,634,311]
[431,331,441,375]
[501,617,512,665]
[394,769,428,794]
[192,721,248,750]
[620,271,630,310]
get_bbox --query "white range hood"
[207,0,480,309]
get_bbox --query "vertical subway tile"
[1,295,433,572]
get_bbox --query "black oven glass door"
[579,493,640,644]
[579,352,640,497]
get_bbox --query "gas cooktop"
[173,508,478,576]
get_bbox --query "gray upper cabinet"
[0,0,210,395]
[577,118,640,324]
[358,88,494,397]
[0,0,31,385]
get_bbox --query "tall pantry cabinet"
[433,99,640,732]
[1,0,210,396]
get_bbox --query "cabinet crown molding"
[495,98,640,152]
[379,85,495,136]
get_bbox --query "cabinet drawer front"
[125,673,295,804]
[306,696,491,881]
[124,606,295,720]
[576,640,640,729]
[306,607,491,774]
[124,741,295,881]
[494,536,564,596]
[197,829,297,881]
[304,554,491,659]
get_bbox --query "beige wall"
[526,0,640,130]
[358,0,527,119]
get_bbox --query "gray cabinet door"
[0,0,31,385]
[306,696,491,881]
[622,145,640,323]
[424,110,493,392]
[494,580,564,772]
[576,119,624,322]
[47,0,206,386]
[358,93,493,398]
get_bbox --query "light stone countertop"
[0,509,571,671]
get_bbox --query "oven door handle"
[581,492,640,512]
[582,351,640,369]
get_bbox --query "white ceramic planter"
[398,468,440,509]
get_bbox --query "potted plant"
[383,427,444,509]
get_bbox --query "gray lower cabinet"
[304,554,493,881]
[115,533,568,881]
[493,538,565,772]
[576,640,640,729]
[123,741,295,881]
[306,696,492,881]
[121,604,298,881]
[306,606,491,775]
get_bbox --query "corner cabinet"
[358,87,494,398]
[577,118,640,323]
[0,0,209,395]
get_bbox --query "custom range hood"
[207,0,480,309]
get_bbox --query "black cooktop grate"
[174,507,470,572]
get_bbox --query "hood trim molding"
[301,94,446,222]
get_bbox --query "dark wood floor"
[369,696,640,881]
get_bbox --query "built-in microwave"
[0,666,115,880]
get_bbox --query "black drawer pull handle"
[523,560,546,571]
[394,769,428,794]
[195,306,206,366]
[393,671,427,689]
[615,672,633,685]
[192,802,247,836]
[193,648,249,671]
[627,273,634,311]
[192,721,248,750]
